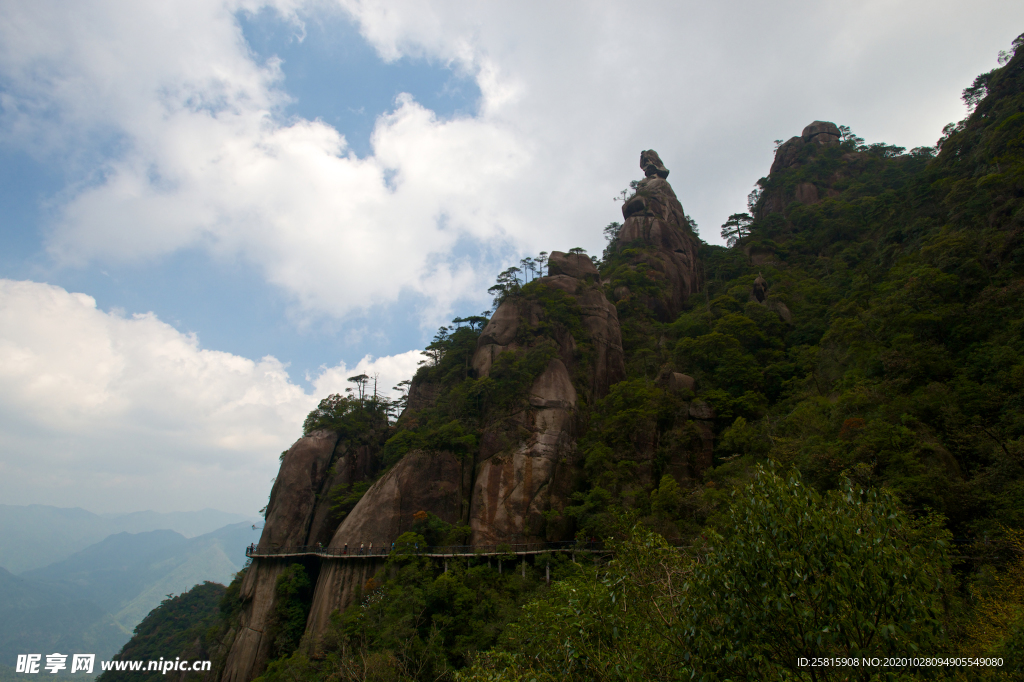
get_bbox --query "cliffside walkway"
[246,540,605,560]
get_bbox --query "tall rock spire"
[614,150,702,320]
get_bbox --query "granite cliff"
[216,150,702,681]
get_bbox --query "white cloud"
[311,349,423,399]
[0,279,420,513]
[3,0,1022,332]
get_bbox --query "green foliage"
[720,211,753,246]
[258,552,560,682]
[97,581,226,682]
[463,468,951,682]
[329,480,372,520]
[682,467,950,679]
[265,564,313,661]
[303,393,389,437]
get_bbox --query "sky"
[0,0,1022,516]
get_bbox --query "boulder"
[753,273,768,303]
[689,400,715,420]
[547,251,600,281]
[667,372,695,393]
[640,149,670,178]
[656,368,695,393]
[764,298,793,323]
[802,120,841,146]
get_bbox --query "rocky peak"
[759,120,855,218]
[613,150,703,320]
[770,120,841,175]
[802,120,841,146]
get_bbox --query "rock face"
[470,357,578,544]
[547,251,600,281]
[759,121,855,218]
[328,449,469,550]
[220,425,387,682]
[770,121,841,175]
[305,559,385,645]
[615,150,702,320]
[259,430,339,550]
[303,449,472,635]
[468,273,626,544]
[219,558,300,682]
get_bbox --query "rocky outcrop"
[657,370,695,393]
[467,270,626,544]
[769,121,841,175]
[757,121,860,218]
[259,430,339,550]
[614,150,702,320]
[547,251,600,281]
[473,276,625,400]
[327,449,469,550]
[220,425,388,682]
[470,357,578,544]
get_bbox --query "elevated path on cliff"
[246,540,606,560]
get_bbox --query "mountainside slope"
[145,31,1024,682]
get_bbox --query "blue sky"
[1,0,1022,515]
[0,5,485,378]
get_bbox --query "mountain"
[95,582,227,682]
[23,523,259,633]
[107,31,1024,682]
[0,566,127,676]
[0,505,257,574]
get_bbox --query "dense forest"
[109,32,1024,682]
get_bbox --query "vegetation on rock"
[117,31,1024,682]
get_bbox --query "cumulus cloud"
[4,0,1019,331]
[0,279,420,513]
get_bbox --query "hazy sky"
[1,0,1021,515]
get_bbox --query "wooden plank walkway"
[246,542,606,560]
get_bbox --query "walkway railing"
[245,540,604,559]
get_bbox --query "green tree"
[464,466,951,682]
[720,212,753,247]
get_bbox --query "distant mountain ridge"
[0,521,260,680]
[0,504,257,573]
[22,522,259,632]
[0,565,127,678]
